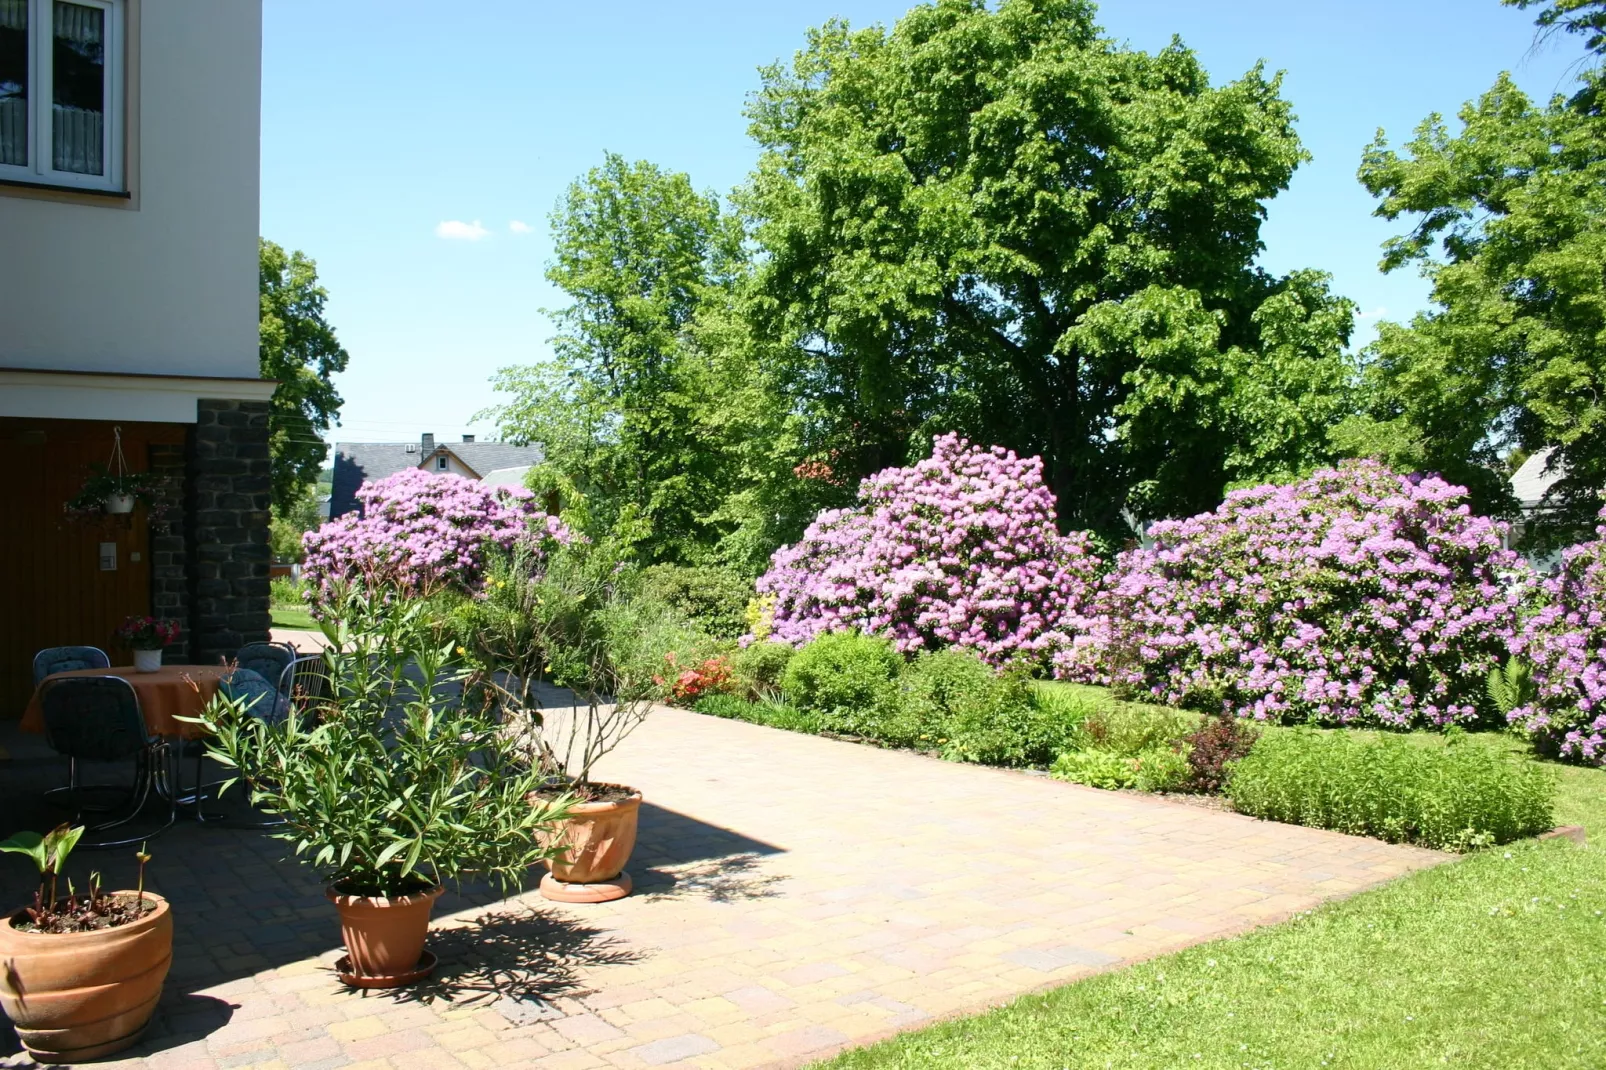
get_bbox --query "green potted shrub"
[198,589,572,987]
[0,827,169,1063]
[454,543,687,904]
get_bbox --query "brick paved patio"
[0,707,1445,1070]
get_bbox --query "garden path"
[0,708,1445,1070]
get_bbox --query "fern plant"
[1487,658,1536,718]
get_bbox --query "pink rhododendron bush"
[1508,507,1606,764]
[302,468,572,600]
[1060,462,1531,729]
[753,435,1101,667]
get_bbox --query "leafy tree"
[483,154,799,569]
[260,239,349,511]
[1351,1,1606,543]
[739,0,1356,541]
[269,483,321,562]
[1507,0,1606,55]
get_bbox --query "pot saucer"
[540,870,633,903]
[335,949,438,988]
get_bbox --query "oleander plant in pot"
[198,588,572,987]
[0,826,169,1063]
[454,541,688,904]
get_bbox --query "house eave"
[0,367,278,422]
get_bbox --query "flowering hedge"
[302,468,572,600]
[753,434,1101,667]
[1508,508,1606,763]
[1060,462,1531,729]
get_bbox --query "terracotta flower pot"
[539,789,642,903]
[0,892,172,1064]
[325,884,443,986]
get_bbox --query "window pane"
[52,1,104,175]
[0,0,25,167]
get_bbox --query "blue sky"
[260,0,1583,448]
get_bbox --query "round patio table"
[20,665,230,740]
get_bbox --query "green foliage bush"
[1052,746,1191,792]
[269,575,303,608]
[733,641,795,700]
[1044,693,1197,792]
[930,668,1085,767]
[780,631,904,736]
[639,563,755,639]
[1077,702,1199,755]
[1226,730,1557,851]
[695,693,821,735]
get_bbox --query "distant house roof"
[329,434,544,518]
[1511,447,1563,512]
[480,465,533,489]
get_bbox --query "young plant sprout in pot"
[0,826,168,1063]
[455,542,676,904]
[198,589,572,987]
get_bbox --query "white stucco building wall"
[0,0,262,384]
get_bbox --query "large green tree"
[739,0,1356,540]
[1348,0,1606,542]
[259,238,348,511]
[483,154,798,568]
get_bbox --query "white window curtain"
[0,0,25,167]
[51,0,102,175]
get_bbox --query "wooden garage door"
[0,417,187,717]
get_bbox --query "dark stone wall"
[148,441,191,662]
[188,399,272,662]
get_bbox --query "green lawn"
[815,729,1606,1069]
[269,604,317,631]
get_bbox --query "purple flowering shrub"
[302,468,572,601]
[1508,508,1606,764]
[1060,462,1531,729]
[753,434,1101,667]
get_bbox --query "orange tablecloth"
[21,665,230,740]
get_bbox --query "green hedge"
[1226,730,1556,851]
[708,635,1087,767]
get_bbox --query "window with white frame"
[0,0,124,192]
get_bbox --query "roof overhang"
[0,367,277,423]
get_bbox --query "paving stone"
[628,1033,721,1065]
[492,995,565,1026]
[1002,944,1122,972]
[0,706,1443,1070]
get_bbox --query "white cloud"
[508,219,532,234]
[435,219,489,241]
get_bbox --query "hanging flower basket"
[65,468,169,516]
[65,428,172,519]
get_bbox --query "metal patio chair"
[37,675,175,848]
[234,641,297,695]
[32,645,111,687]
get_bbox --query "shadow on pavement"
[0,723,786,1061]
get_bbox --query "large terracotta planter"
[0,892,172,1064]
[325,884,443,987]
[540,789,642,903]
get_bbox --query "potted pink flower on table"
[114,616,180,673]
